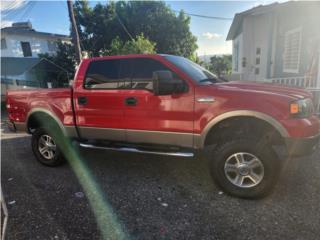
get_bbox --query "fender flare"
[195,110,289,149]
[26,108,67,136]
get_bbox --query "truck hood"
[215,81,312,100]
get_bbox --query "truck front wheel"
[31,128,65,166]
[209,138,281,198]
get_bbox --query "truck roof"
[86,53,174,61]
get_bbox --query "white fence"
[307,88,320,115]
[266,76,318,88]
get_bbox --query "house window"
[233,42,239,72]
[283,27,301,73]
[21,41,32,57]
[256,47,261,55]
[47,41,57,52]
[1,38,7,49]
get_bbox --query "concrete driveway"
[1,119,320,240]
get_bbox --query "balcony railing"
[266,76,317,88]
[265,76,320,115]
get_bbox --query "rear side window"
[84,57,184,91]
[84,59,131,89]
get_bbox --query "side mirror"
[153,70,186,96]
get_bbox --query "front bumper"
[285,133,320,157]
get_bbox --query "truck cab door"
[73,58,131,141]
[123,57,194,148]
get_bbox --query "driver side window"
[130,58,182,91]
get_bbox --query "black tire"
[208,138,281,199]
[31,128,65,167]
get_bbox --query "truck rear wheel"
[209,138,281,199]
[31,128,65,166]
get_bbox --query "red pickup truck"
[6,54,320,198]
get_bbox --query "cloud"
[196,41,232,55]
[1,0,26,12]
[202,32,222,40]
[1,20,13,28]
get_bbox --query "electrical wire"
[18,1,36,22]
[115,11,134,41]
[2,1,28,18]
[2,1,33,23]
[173,10,233,20]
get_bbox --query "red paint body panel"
[7,88,73,125]
[123,89,194,133]
[73,55,195,133]
[6,54,320,144]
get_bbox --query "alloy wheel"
[224,152,264,188]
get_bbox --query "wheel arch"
[196,110,289,149]
[26,108,67,135]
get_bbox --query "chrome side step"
[79,143,194,157]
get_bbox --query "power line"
[115,12,134,41]
[19,1,36,22]
[2,1,26,16]
[2,1,30,19]
[1,2,18,15]
[2,1,34,22]
[174,10,233,20]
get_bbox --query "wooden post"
[67,0,82,64]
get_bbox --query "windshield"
[164,55,225,84]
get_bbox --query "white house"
[227,1,320,89]
[1,21,71,58]
[0,22,71,100]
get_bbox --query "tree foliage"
[74,0,197,58]
[38,41,77,78]
[38,1,198,86]
[209,55,232,77]
[106,34,156,55]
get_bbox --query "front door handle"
[125,97,137,106]
[78,96,88,105]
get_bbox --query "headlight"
[290,98,314,118]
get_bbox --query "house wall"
[232,33,243,77]
[272,4,320,79]
[1,33,68,58]
[240,14,272,81]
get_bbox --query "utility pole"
[67,0,82,64]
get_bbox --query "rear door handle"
[125,97,137,106]
[78,96,88,105]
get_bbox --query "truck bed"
[6,88,74,127]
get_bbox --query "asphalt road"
[1,120,320,240]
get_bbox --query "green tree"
[209,55,232,77]
[38,41,77,78]
[106,34,156,55]
[74,0,197,58]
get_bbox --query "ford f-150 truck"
[6,54,320,198]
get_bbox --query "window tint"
[164,55,224,83]
[84,58,184,90]
[85,59,130,89]
[118,59,132,89]
[131,58,174,90]
[21,42,32,57]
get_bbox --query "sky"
[1,0,282,56]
